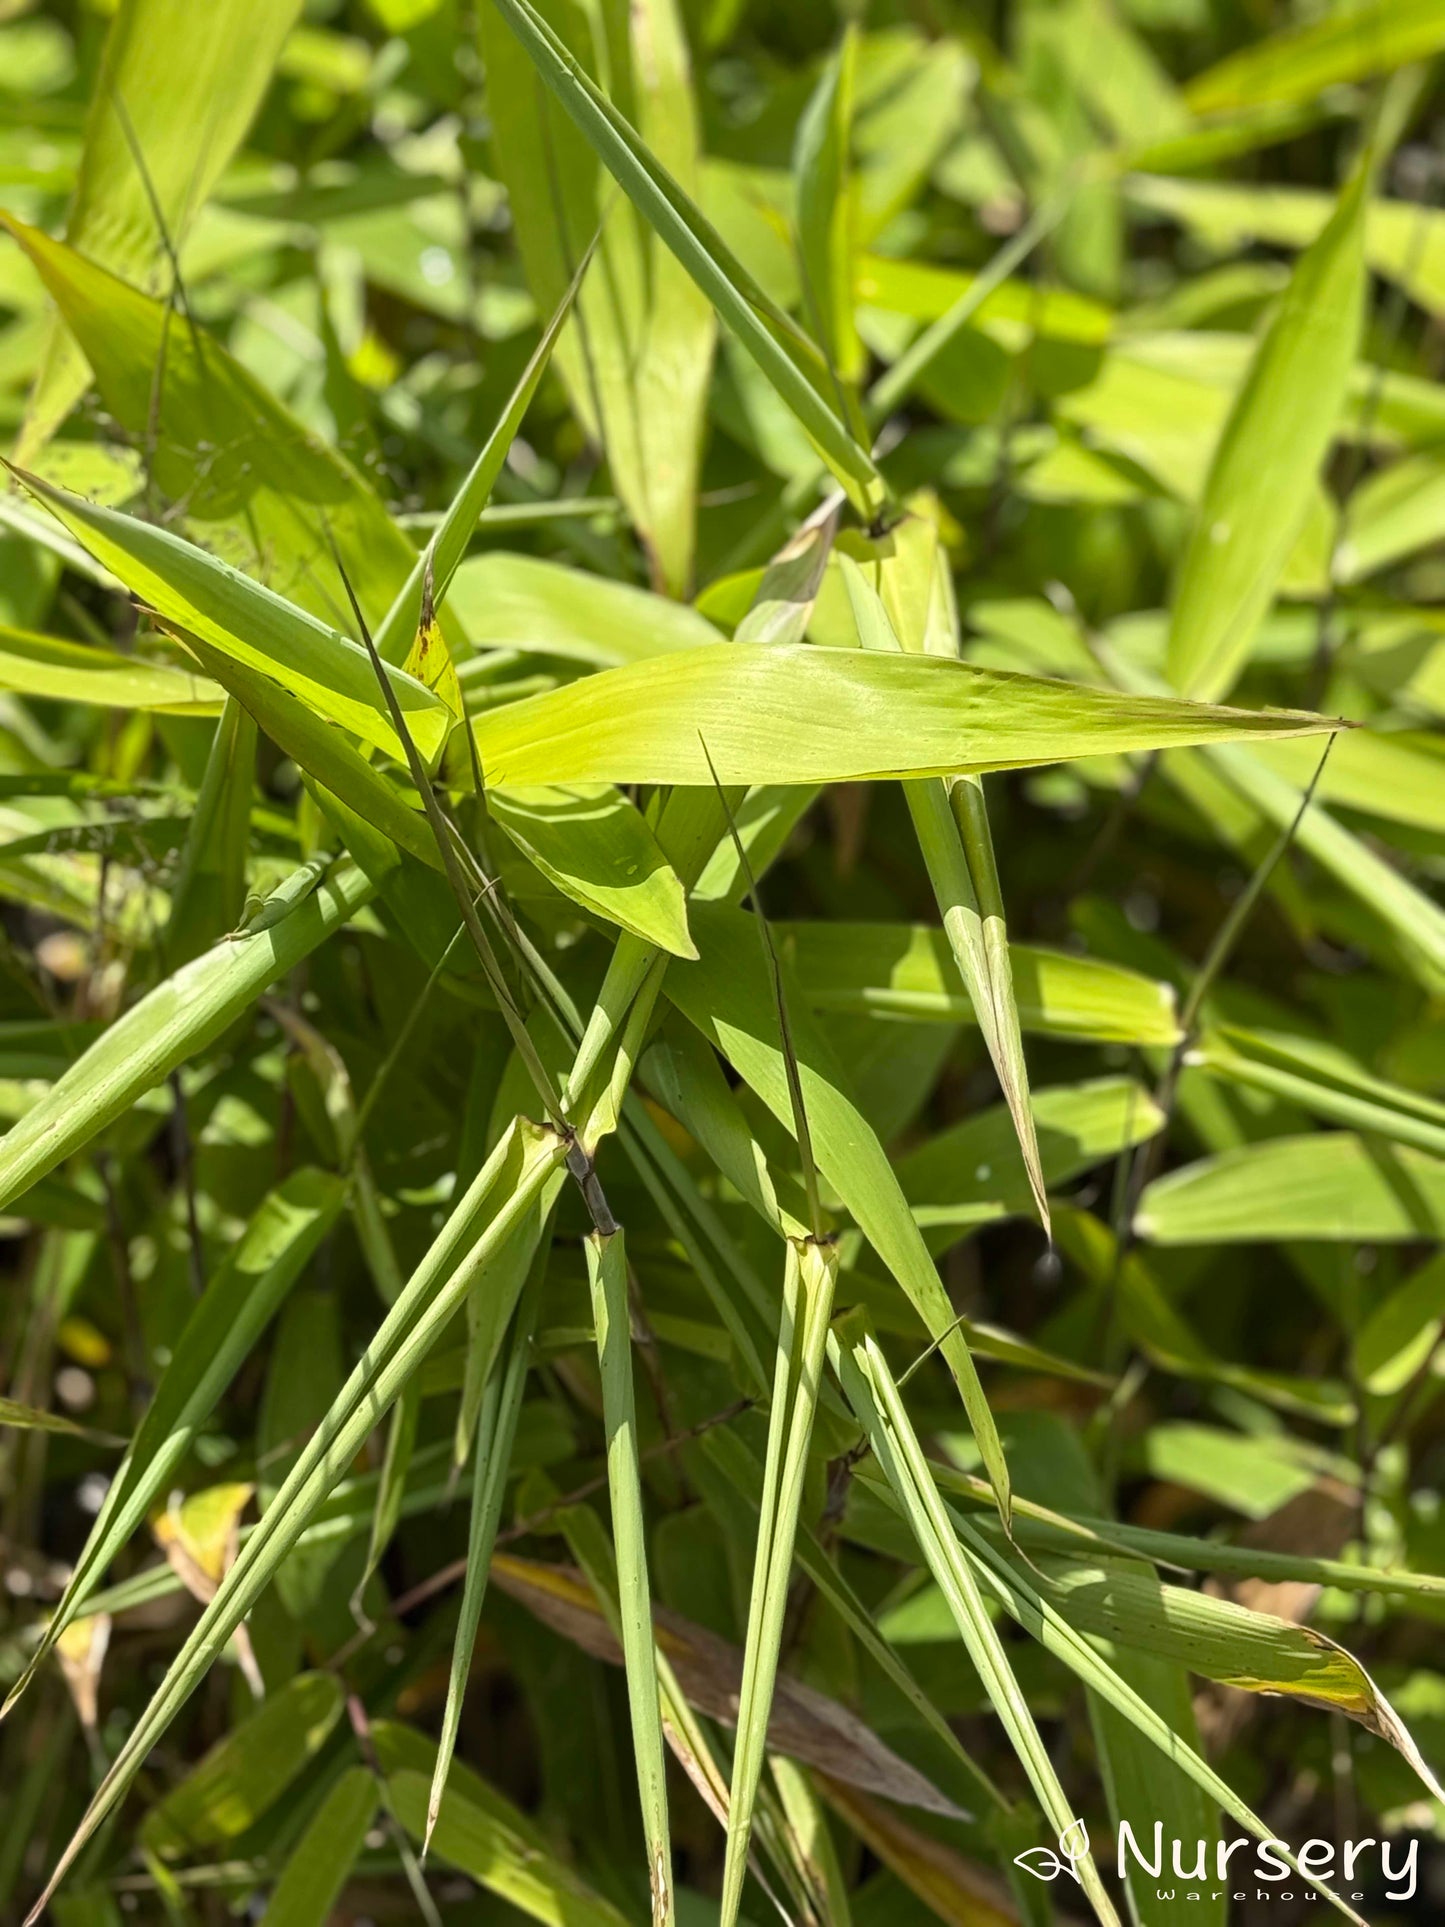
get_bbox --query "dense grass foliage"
[1,2,1444,1924]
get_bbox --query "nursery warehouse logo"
[1014,1821,1420,1904]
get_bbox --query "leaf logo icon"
[1014,1822,1089,1883]
[1060,1819,1090,1866]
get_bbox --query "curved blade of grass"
[3,1166,343,1715]
[426,1250,544,1854]
[586,1228,674,1925]
[7,464,450,764]
[4,217,429,651]
[22,1118,569,1923]
[721,1235,838,1927]
[486,0,883,515]
[164,697,255,967]
[0,858,374,1212]
[372,272,584,661]
[835,1323,1120,1926]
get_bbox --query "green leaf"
[722,1236,837,1926]
[490,784,696,957]
[10,468,450,765]
[374,1721,631,1927]
[1166,162,1369,701]
[733,503,840,650]
[262,1766,377,1927]
[1191,1024,1445,1160]
[16,0,303,456]
[471,643,1335,789]
[1186,0,1445,114]
[141,1672,345,1861]
[794,26,862,388]
[897,1077,1162,1236]
[0,860,373,1213]
[1354,1251,1445,1398]
[1040,1555,1445,1787]
[1125,172,1445,332]
[0,1398,122,1447]
[4,218,430,656]
[486,0,883,515]
[0,625,221,713]
[779,919,1180,1043]
[448,553,724,667]
[587,1229,674,1924]
[478,0,714,592]
[1138,1132,1445,1246]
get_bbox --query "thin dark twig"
[328,538,565,1130]
[332,540,628,1246]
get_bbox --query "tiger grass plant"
[0,1,1444,1923]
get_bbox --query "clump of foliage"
[1,1,1444,1924]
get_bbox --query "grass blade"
[587,1227,674,1925]
[721,1234,838,1926]
[426,1249,545,1852]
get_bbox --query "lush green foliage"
[0,2,1443,1924]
